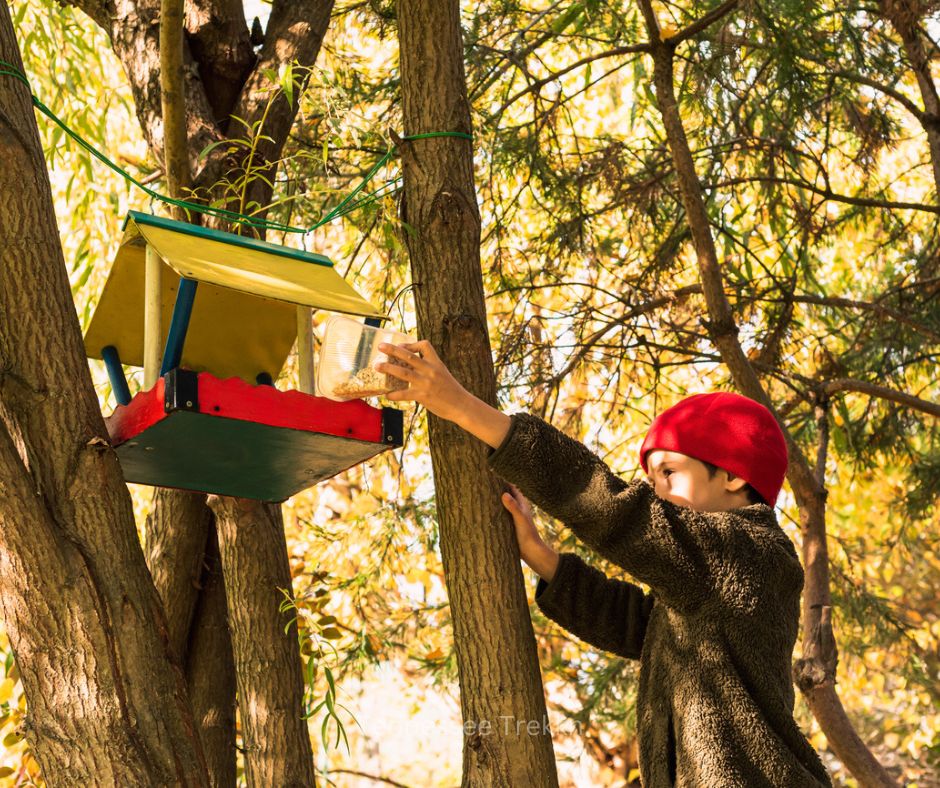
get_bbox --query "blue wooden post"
[161,278,198,375]
[101,345,132,406]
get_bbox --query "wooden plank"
[296,306,314,394]
[143,245,162,388]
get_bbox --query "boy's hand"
[375,339,512,449]
[375,340,470,423]
[502,484,539,546]
[502,485,559,581]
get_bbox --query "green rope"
[0,60,472,235]
[327,177,404,222]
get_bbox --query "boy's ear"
[722,471,748,493]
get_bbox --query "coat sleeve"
[535,552,652,660]
[487,413,800,613]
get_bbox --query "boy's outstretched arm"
[375,340,513,449]
[376,341,800,612]
[375,341,705,604]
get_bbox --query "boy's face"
[645,450,750,512]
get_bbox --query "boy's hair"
[701,460,767,506]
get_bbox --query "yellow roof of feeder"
[84,211,385,383]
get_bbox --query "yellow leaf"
[24,754,40,776]
[0,679,14,704]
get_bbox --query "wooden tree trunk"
[878,0,940,196]
[396,2,560,786]
[0,8,208,783]
[147,489,214,659]
[211,497,316,787]
[87,0,335,778]
[186,527,238,787]
[633,2,898,784]
[146,491,236,786]
[150,1,238,776]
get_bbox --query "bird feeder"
[83,210,403,501]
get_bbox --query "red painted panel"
[105,372,387,448]
[196,373,384,443]
[107,378,168,445]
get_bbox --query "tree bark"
[139,0,334,770]
[633,1,899,785]
[12,0,336,777]
[186,527,238,787]
[146,490,236,785]
[0,8,208,783]
[160,0,191,206]
[146,491,214,664]
[184,0,256,124]
[396,2,560,786]
[211,497,316,787]
[878,0,940,196]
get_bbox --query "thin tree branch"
[326,769,427,788]
[722,36,937,129]
[668,0,740,46]
[491,43,650,118]
[823,378,940,418]
[831,69,934,127]
[706,176,940,214]
[787,294,940,344]
[550,285,702,384]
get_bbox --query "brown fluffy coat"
[487,413,831,787]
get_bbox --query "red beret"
[639,392,788,505]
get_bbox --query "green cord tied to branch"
[0,59,472,235]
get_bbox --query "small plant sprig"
[278,585,360,753]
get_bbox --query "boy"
[376,341,831,787]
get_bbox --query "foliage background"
[0,0,937,785]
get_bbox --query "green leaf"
[552,2,584,34]
[282,62,294,108]
[198,139,232,162]
[71,259,93,296]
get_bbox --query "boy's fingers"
[401,339,436,360]
[378,343,413,361]
[376,361,414,381]
[385,389,415,402]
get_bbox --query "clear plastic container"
[316,315,414,401]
